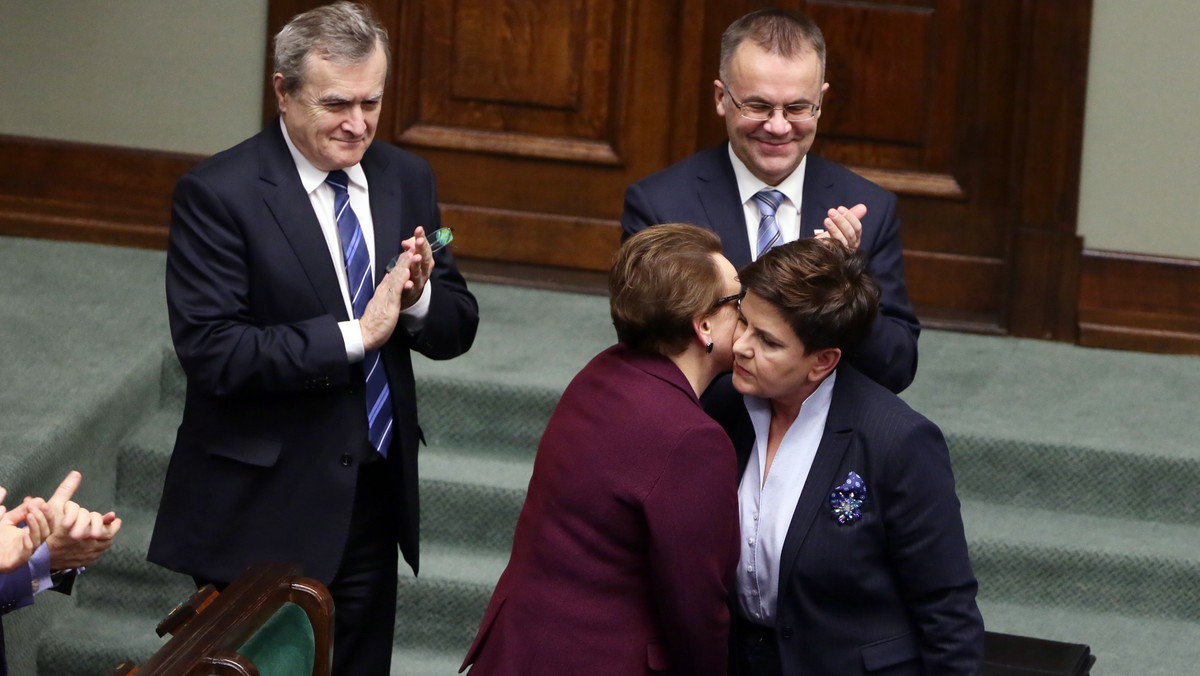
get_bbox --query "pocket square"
[830,471,867,524]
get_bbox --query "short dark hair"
[739,240,878,354]
[719,8,826,83]
[274,1,391,97]
[610,225,725,357]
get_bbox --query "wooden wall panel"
[1079,250,1200,355]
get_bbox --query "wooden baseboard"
[1079,249,1200,355]
[4,135,1200,356]
[0,134,198,249]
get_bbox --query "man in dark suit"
[148,4,478,674]
[623,8,919,393]
[703,240,982,675]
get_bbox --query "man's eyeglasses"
[713,290,746,309]
[722,82,820,122]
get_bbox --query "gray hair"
[273,1,391,96]
[718,8,826,84]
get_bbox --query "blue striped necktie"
[326,170,393,457]
[752,189,785,259]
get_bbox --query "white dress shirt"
[728,146,809,261]
[736,371,836,626]
[280,120,430,363]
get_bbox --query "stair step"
[980,600,1200,676]
[962,499,1200,622]
[395,543,508,657]
[115,408,179,509]
[421,448,529,553]
[38,607,171,676]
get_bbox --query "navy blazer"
[702,366,983,675]
[622,144,919,393]
[150,122,479,584]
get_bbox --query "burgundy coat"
[461,344,740,675]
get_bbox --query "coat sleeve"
[644,425,740,676]
[398,167,478,361]
[842,193,921,394]
[879,417,984,675]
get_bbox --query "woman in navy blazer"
[461,225,744,675]
[704,240,983,675]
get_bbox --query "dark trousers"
[195,458,400,676]
[732,614,783,676]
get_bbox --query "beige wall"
[1078,0,1200,258]
[0,0,267,155]
[1,0,1197,259]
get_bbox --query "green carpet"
[2,235,1198,675]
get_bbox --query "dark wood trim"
[0,135,198,250]
[1003,0,1092,342]
[1079,249,1200,355]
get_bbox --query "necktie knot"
[753,189,785,258]
[752,189,784,216]
[325,170,351,196]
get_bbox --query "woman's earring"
[706,341,714,354]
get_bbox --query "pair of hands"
[816,204,868,252]
[0,471,122,574]
[361,226,436,351]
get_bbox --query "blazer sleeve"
[644,425,740,676]
[166,171,350,397]
[395,166,478,361]
[879,417,984,674]
[0,566,34,617]
[843,193,920,394]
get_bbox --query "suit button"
[340,454,353,467]
[781,627,793,640]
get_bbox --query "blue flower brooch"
[830,471,867,524]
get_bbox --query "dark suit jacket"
[622,144,920,393]
[703,366,983,675]
[149,122,479,584]
[462,345,740,675]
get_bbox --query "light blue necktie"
[752,189,785,259]
[326,170,393,457]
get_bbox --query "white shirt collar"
[279,118,369,194]
[727,144,808,210]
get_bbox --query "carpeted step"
[391,647,466,676]
[394,542,508,658]
[420,447,530,553]
[962,499,1200,623]
[37,606,173,676]
[948,433,1200,526]
[980,599,1200,676]
[115,408,178,510]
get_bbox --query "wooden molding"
[1079,249,1200,355]
[0,135,198,250]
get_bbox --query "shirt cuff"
[340,320,366,363]
[28,543,51,595]
[398,280,432,332]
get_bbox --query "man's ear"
[714,79,727,118]
[809,347,841,382]
[273,73,289,114]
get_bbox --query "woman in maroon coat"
[461,225,743,675]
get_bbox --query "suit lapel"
[259,123,350,321]
[698,145,754,268]
[776,371,857,590]
[363,146,401,286]
[800,154,837,240]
